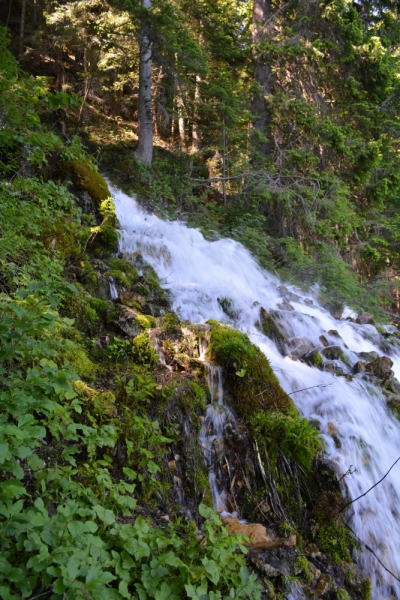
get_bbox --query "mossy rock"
[304,349,323,369]
[206,321,291,417]
[106,258,139,282]
[87,297,110,317]
[106,269,131,290]
[258,308,286,354]
[61,159,110,207]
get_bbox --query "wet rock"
[315,573,333,596]
[277,301,295,311]
[283,579,308,599]
[278,285,300,303]
[222,516,296,549]
[304,298,314,306]
[327,422,338,437]
[120,290,146,309]
[352,361,366,374]
[328,329,341,338]
[385,377,400,395]
[258,308,286,354]
[108,306,142,338]
[288,337,314,359]
[323,361,345,376]
[356,312,375,325]
[217,297,240,319]
[321,345,344,361]
[365,355,393,377]
[357,350,378,362]
[319,335,329,347]
[387,395,400,419]
[303,350,324,369]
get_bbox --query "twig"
[341,518,400,583]
[339,456,400,514]
[27,591,53,600]
[256,383,332,398]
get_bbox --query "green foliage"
[207,321,291,417]
[251,411,321,472]
[0,284,262,599]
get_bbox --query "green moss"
[294,556,313,582]
[62,159,110,206]
[336,590,350,600]
[82,268,100,294]
[314,519,355,563]
[131,332,158,366]
[106,258,138,281]
[162,312,180,334]
[87,297,109,317]
[251,410,321,472]
[62,345,98,381]
[135,313,157,330]
[345,570,372,600]
[106,269,131,290]
[207,321,291,417]
[96,225,118,254]
[313,351,323,369]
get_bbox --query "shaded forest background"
[2,0,400,316]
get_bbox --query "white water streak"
[113,184,400,598]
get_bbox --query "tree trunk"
[19,0,26,56]
[251,0,272,160]
[191,74,201,153]
[135,0,153,166]
[177,91,186,150]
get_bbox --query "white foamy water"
[113,184,400,598]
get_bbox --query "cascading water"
[112,183,400,598]
[199,365,234,513]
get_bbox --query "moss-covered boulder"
[206,321,291,417]
[61,159,110,207]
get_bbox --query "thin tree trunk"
[191,74,201,153]
[135,0,153,166]
[222,116,227,204]
[177,91,186,150]
[251,0,272,160]
[19,0,27,56]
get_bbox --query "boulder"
[357,351,378,362]
[324,361,344,375]
[304,298,314,306]
[222,516,296,549]
[328,329,341,338]
[278,285,300,303]
[352,361,366,374]
[108,306,142,338]
[321,345,345,361]
[277,300,295,311]
[288,337,314,360]
[120,291,146,309]
[385,376,400,395]
[258,308,286,354]
[365,356,393,377]
[303,350,323,369]
[319,335,329,347]
[356,312,375,325]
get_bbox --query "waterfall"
[112,184,400,598]
[200,364,234,513]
